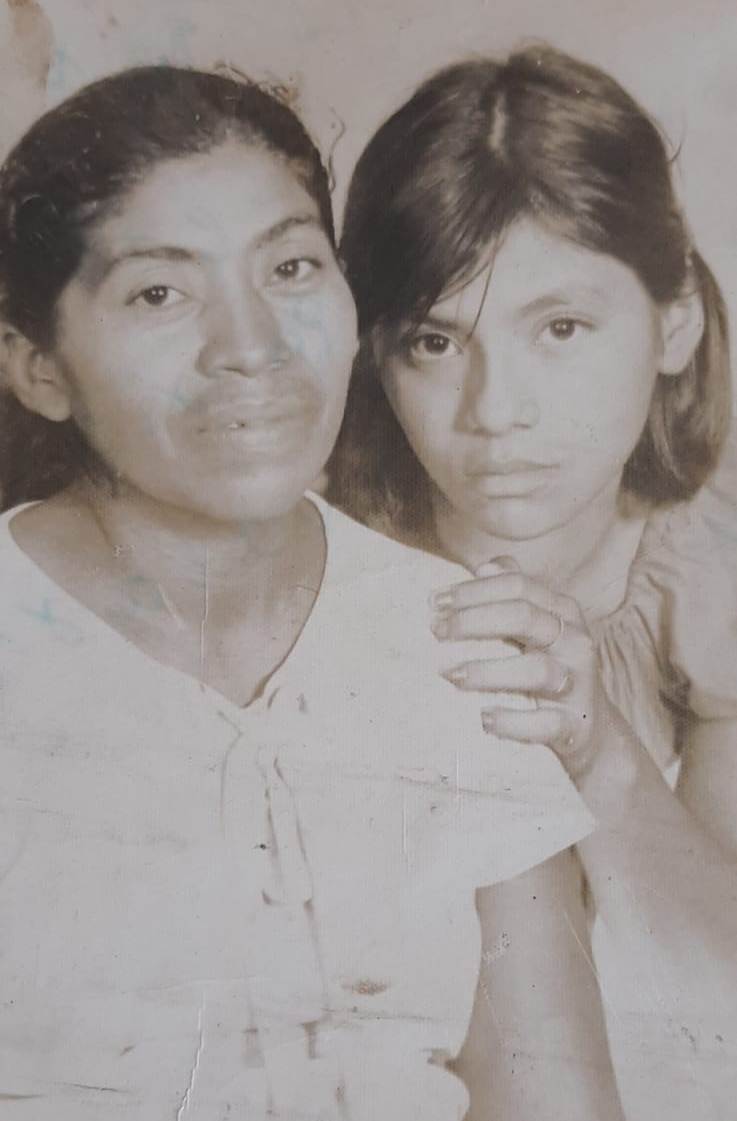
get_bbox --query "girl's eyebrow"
[420,313,466,333]
[515,286,608,320]
[417,283,609,338]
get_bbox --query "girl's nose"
[198,282,291,378]
[461,351,539,435]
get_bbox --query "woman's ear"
[0,326,72,421]
[659,287,705,377]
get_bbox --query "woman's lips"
[196,397,308,434]
[189,392,320,463]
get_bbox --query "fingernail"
[431,615,452,639]
[474,560,503,577]
[430,589,455,610]
[441,664,468,686]
[481,708,498,733]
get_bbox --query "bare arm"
[676,716,737,858]
[455,849,625,1121]
[435,564,737,1017]
[569,714,737,1117]
[577,710,737,1014]
[436,559,737,1112]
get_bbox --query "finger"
[431,574,578,627]
[474,555,520,577]
[432,599,563,648]
[443,653,572,696]
[481,705,575,752]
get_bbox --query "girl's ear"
[659,287,705,377]
[0,326,73,421]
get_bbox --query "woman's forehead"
[79,142,323,271]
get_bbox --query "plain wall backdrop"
[1,0,736,385]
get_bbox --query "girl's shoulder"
[596,435,737,767]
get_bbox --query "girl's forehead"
[428,219,642,322]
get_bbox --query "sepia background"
[1,0,737,400]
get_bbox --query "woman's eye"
[132,285,186,310]
[408,333,462,361]
[272,258,321,284]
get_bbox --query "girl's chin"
[453,496,572,542]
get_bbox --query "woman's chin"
[139,473,319,527]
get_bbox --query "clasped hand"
[432,557,614,783]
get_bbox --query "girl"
[329,45,737,1117]
[0,66,616,1120]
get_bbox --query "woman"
[0,65,618,1120]
[329,45,737,1116]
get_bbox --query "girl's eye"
[132,285,186,310]
[272,258,321,284]
[408,332,462,361]
[544,317,582,342]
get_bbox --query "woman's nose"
[198,283,290,378]
[461,350,539,434]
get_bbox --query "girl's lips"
[466,458,554,476]
[465,459,557,498]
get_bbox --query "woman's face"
[47,140,357,522]
[381,218,667,542]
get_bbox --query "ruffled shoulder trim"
[595,436,737,768]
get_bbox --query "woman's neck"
[432,486,646,621]
[76,480,322,632]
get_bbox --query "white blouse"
[0,494,592,1120]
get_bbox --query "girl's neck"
[431,485,646,621]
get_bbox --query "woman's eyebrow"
[84,245,195,285]
[253,213,323,249]
[85,215,324,285]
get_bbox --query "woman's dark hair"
[0,65,335,508]
[328,46,731,540]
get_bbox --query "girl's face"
[45,141,357,522]
[381,218,674,542]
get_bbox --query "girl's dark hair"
[328,46,731,539]
[0,65,335,508]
